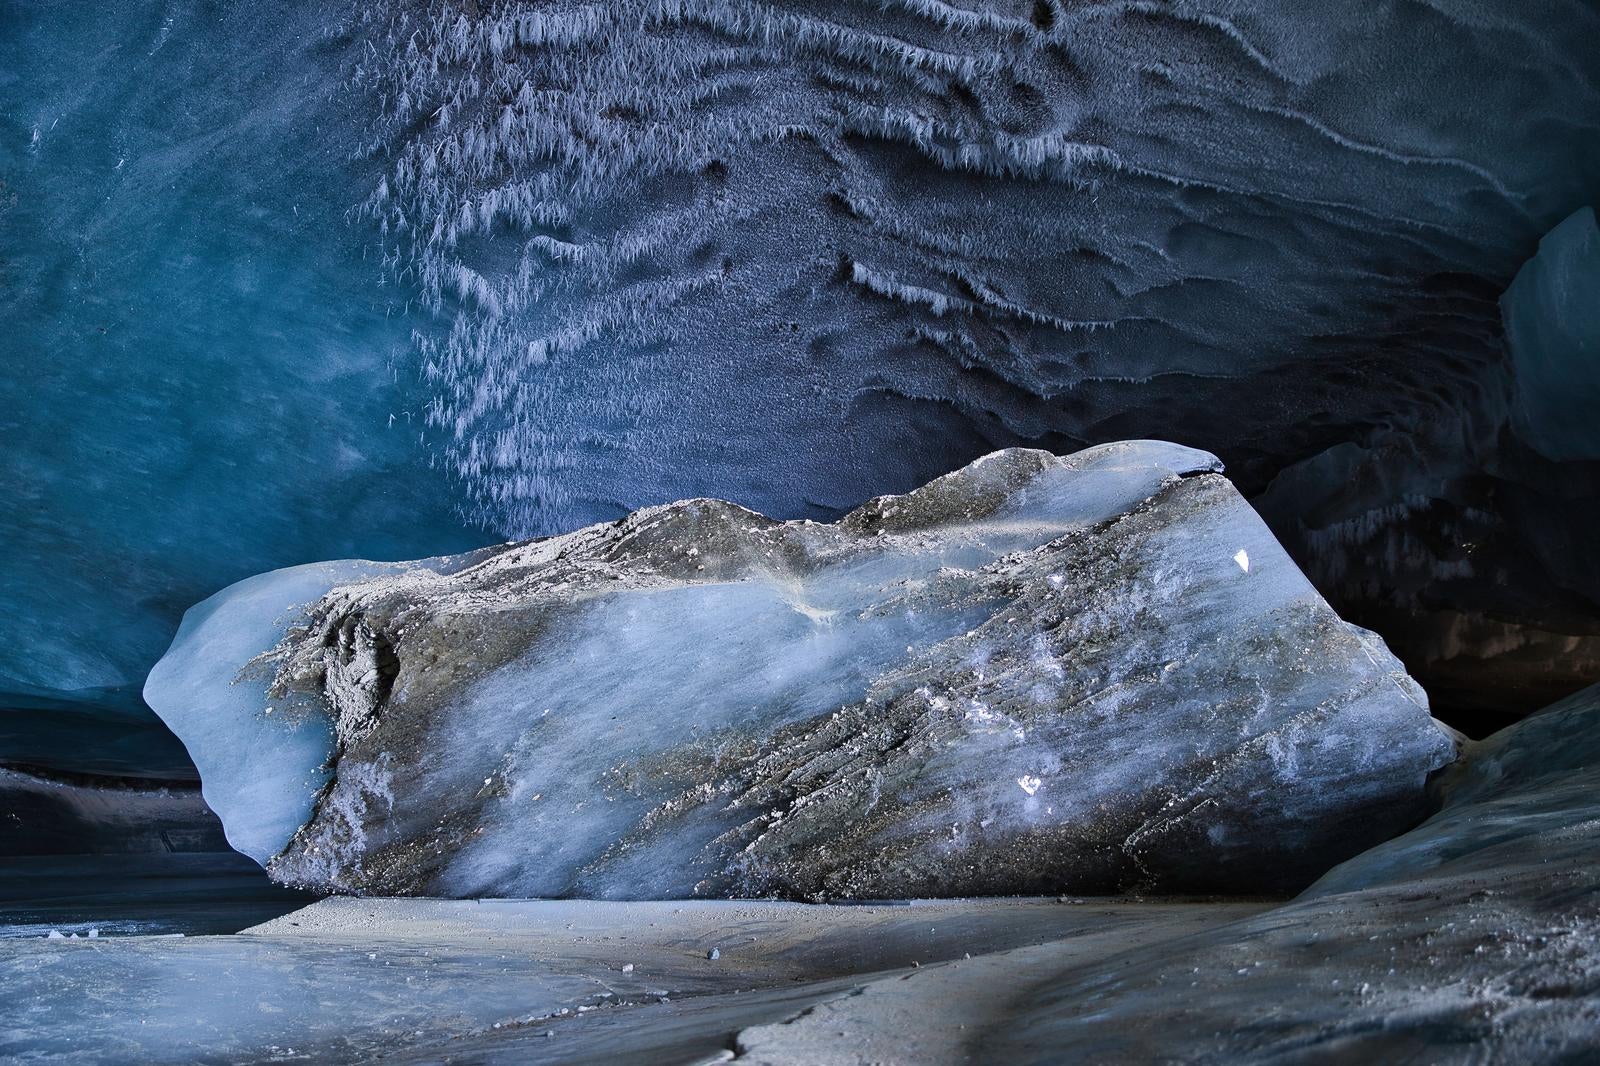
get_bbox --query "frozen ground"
[0,854,312,941]
[8,684,1597,1062]
[0,896,1267,1063]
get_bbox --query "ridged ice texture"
[146,442,1456,899]
[352,0,1600,533]
[345,0,1600,717]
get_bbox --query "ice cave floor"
[0,896,1272,1064]
[7,686,1600,1063]
[0,856,1591,1066]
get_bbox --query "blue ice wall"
[3,0,1600,778]
[1505,207,1600,463]
[0,2,485,775]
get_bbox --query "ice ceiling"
[2,0,1598,778]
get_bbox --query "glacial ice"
[146,442,1456,899]
[6,0,1600,780]
[978,683,1600,1064]
[10,681,1600,1060]
[1305,680,1600,897]
[1504,206,1600,462]
[10,680,1600,1063]
[0,2,485,777]
[144,556,487,863]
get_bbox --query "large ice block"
[146,442,1457,898]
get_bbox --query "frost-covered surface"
[344,0,1600,721]
[350,0,1600,535]
[149,441,1454,899]
[5,2,1600,782]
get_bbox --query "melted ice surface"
[149,442,1218,875]
[144,561,421,862]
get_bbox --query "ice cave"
[2,0,1599,1061]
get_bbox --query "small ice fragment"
[46,930,64,940]
[707,948,720,960]
[87,929,98,938]
[1233,549,1250,573]
[1017,775,1042,796]
[621,963,635,973]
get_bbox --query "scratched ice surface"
[148,443,1455,899]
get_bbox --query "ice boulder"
[145,442,1457,899]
